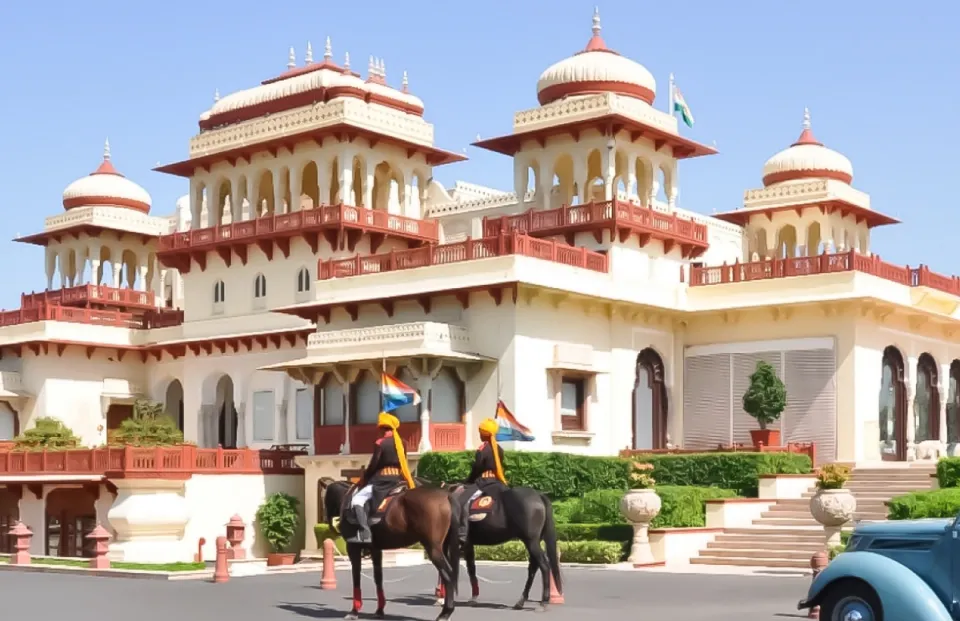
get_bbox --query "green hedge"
[936,458,960,488]
[472,540,622,564]
[887,488,960,520]
[554,523,633,542]
[552,486,737,529]
[630,452,812,497]
[417,451,633,499]
[314,524,347,554]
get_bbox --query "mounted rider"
[457,417,508,543]
[347,412,416,544]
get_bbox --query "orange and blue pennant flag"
[380,372,421,413]
[495,399,535,442]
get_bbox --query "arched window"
[634,348,667,450]
[879,346,907,460]
[213,280,225,304]
[297,267,311,293]
[254,273,267,299]
[915,353,940,443]
[431,368,464,423]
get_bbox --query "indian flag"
[673,85,695,128]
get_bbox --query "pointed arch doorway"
[633,348,668,450]
[879,346,908,461]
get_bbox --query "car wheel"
[819,580,883,621]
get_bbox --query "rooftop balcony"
[318,231,609,280]
[0,303,183,330]
[21,285,156,312]
[689,250,960,298]
[157,203,439,273]
[314,422,466,455]
[483,199,709,258]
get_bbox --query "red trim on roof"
[711,200,899,228]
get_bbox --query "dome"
[762,109,854,187]
[62,140,152,213]
[536,9,656,106]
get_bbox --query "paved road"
[0,564,810,620]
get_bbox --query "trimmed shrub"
[554,523,633,543]
[417,451,633,499]
[631,452,812,497]
[887,488,960,520]
[111,399,184,447]
[552,486,737,529]
[13,418,79,450]
[472,540,622,564]
[936,458,960,488]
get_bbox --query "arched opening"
[351,156,365,207]
[0,486,19,553]
[776,225,798,258]
[121,249,138,289]
[806,222,823,256]
[635,158,653,206]
[409,171,426,218]
[256,170,275,217]
[216,179,231,224]
[879,346,908,461]
[328,157,341,205]
[949,361,960,446]
[213,279,225,304]
[301,161,320,210]
[657,163,673,204]
[552,154,575,207]
[165,379,185,432]
[372,161,403,213]
[431,367,464,424]
[915,353,940,443]
[253,273,267,299]
[633,348,668,450]
[215,375,238,449]
[585,149,604,203]
[45,488,97,557]
[297,267,311,293]
[98,246,113,286]
[0,401,18,440]
[751,228,769,260]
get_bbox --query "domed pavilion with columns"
[0,8,957,565]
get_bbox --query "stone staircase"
[691,463,936,569]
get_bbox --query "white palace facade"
[1,10,959,557]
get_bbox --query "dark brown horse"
[323,478,460,621]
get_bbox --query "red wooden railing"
[21,285,156,310]
[483,200,709,246]
[158,203,439,252]
[0,303,184,330]
[313,423,467,455]
[620,442,817,465]
[318,231,609,279]
[689,250,960,298]
[0,445,304,477]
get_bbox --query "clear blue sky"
[0,1,957,308]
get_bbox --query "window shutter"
[683,353,732,449]
[732,351,783,445]
[783,348,836,465]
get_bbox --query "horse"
[322,477,460,621]
[436,481,563,612]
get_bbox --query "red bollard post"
[808,551,829,619]
[225,515,246,560]
[549,549,564,605]
[9,521,32,565]
[320,538,337,590]
[195,537,207,563]
[86,524,112,569]
[213,536,230,583]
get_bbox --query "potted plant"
[13,417,79,451]
[809,464,856,546]
[111,399,184,447]
[619,463,661,565]
[256,492,301,566]
[742,360,787,448]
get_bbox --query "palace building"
[0,10,957,559]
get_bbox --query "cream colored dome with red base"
[61,140,153,214]
[536,8,657,106]
[762,109,854,187]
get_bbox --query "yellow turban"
[377,411,414,489]
[478,418,506,484]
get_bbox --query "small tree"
[256,492,301,554]
[14,417,79,450]
[742,360,787,430]
[111,399,184,447]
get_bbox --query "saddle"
[370,484,408,523]
[466,486,505,522]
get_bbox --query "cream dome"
[62,141,152,213]
[762,109,853,187]
[536,9,656,106]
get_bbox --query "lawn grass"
[0,555,206,572]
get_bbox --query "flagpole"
[380,354,386,415]
[668,72,675,117]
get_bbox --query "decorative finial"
[380,58,386,80]
[288,46,296,69]
[402,70,409,92]
[324,36,333,60]
[103,138,111,160]
[214,88,220,102]
[344,52,351,69]
[305,42,313,64]
[368,55,375,77]
[802,107,811,130]
[592,6,601,36]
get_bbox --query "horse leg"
[464,543,480,604]
[345,543,364,620]
[372,548,386,619]
[524,537,552,613]
[515,557,538,610]
[424,543,456,621]
[434,573,445,607]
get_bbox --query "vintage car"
[798,517,959,620]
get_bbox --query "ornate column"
[602,139,615,201]
[289,164,303,212]
[57,250,69,288]
[245,174,258,220]
[230,176,244,221]
[648,178,660,207]
[339,155,355,206]
[271,167,285,215]
[334,366,359,454]
[539,160,553,211]
[513,160,527,204]
[45,246,56,290]
[906,356,918,460]
[362,164,375,209]
[412,359,444,453]
[316,157,331,207]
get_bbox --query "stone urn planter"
[810,488,856,546]
[619,488,662,565]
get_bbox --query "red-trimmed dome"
[762,109,854,187]
[536,8,657,106]
[62,140,152,213]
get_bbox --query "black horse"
[321,477,460,621]
[441,482,562,612]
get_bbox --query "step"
[706,539,827,551]
[846,483,930,492]
[847,491,920,499]
[723,527,822,535]
[700,548,822,560]
[690,555,811,569]
[752,518,819,527]
[760,511,814,519]
[714,531,827,543]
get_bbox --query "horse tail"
[540,492,562,595]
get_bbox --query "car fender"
[799,551,952,620]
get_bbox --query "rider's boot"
[458,499,470,544]
[351,505,372,544]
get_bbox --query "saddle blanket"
[467,493,499,521]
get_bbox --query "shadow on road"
[278,602,421,621]
[388,595,512,610]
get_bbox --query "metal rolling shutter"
[783,348,836,465]
[683,353,732,449]
[732,351,783,445]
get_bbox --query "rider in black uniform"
[457,417,508,543]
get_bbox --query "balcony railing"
[688,250,960,298]
[0,303,184,330]
[318,231,609,280]
[483,200,709,247]
[313,423,466,455]
[0,445,304,477]
[158,203,439,252]
[21,285,156,310]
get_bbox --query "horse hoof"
[536,604,549,614]
[344,613,359,620]
[513,601,526,611]
[469,597,479,605]
[375,609,385,619]
[434,598,444,607]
